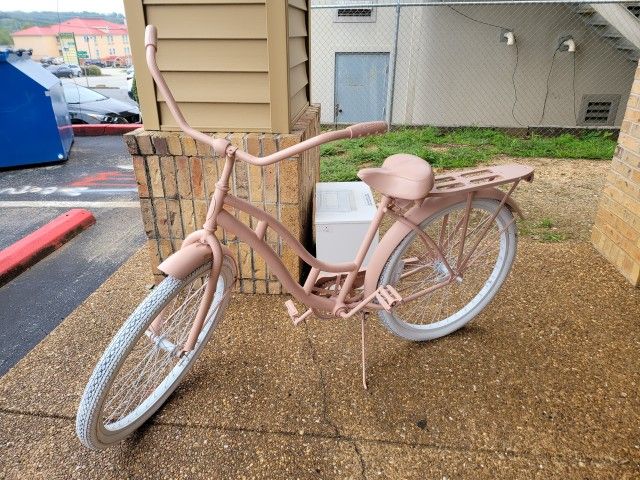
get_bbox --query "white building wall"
[311,4,637,127]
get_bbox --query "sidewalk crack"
[353,440,368,480]
[0,406,74,421]
[302,322,367,479]
[302,322,339,436]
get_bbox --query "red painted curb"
[0,209,96,287]
[73,124,142,136]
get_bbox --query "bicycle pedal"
[284,299,312,326]
[375,285,403,311]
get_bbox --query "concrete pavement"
[0,238,638,478]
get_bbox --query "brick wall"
[124,105,321,293]
[592,66,640,286]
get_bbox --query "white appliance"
[314,181,378,268]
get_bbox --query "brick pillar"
[592,66,640,286]
[124,105,321,294]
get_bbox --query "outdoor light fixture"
[559,36,576,52]
[500,29,515,45]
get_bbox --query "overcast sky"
[0,0,124,14]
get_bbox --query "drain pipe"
[387,0,401,126]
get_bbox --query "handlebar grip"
[347,121,388,139]
[145,25,158,48]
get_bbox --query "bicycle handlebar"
[143,24,388,166]
[145,24,157,48]
[347,121,388,138]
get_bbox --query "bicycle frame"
[142,24,533,354]
[164,149,530,353]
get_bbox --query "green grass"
[518,217,569,243]
[319,126,616,182]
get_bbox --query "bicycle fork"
[148,154,236,356]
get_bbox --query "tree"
[0,28,14,46]
[130,75,138,103]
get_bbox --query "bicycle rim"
[379,199,516,340]
[77,260,232,449]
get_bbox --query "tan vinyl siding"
[156,72,270,103]
[289,63,308,95]
[288,37,308,68]
[290,87,309,122]
[288,5,308,37]
[287,0,310,125]
[156,39,268,72]
[159,102,270,130]
[288,0,307,11]
[125,0,310,132]
[145,4,267,39]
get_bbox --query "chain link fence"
[309,0,639,135]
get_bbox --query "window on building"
[335,7,376,23]
[124,46,130,54]
[83,35,89,42]
[123,34,128,43]
[107,35,114,44]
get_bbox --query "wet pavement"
[0,136,145,375]
[0,238,638,478]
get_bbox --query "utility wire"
[537,47,560,126]
[447,6,525,126]
[572,51,577,125]
[448,6,507,30]
[510,41,525,127]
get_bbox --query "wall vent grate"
[578,95,620,126]
[584,102,613,123]
[337,8,373,18]
[334,6,377,23]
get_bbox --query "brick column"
[124,105,321,294]
[592,66,640,286]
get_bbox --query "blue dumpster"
[0,49,73,168]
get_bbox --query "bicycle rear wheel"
[378,199,516,341]
[76,256,234,450]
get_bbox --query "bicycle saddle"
[357,154,434,200]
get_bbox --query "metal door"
[334,53,389,123]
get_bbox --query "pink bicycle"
[76,25,534,450]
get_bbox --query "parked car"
[46,64,76,78]
[67,64,82,77]
[103,55,128,67]
[126,66,134,80]
[62,83,141,124]
[84,59,106,68]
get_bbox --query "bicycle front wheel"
[76,256,234,450]
[378,199,517,341]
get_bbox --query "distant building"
[311,3,640,128]
[11,18,130,65]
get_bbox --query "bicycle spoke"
[102,273,214,426]
[390,202,509,328]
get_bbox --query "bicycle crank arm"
[285,299,313,325]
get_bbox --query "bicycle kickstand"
[361,311,369,390]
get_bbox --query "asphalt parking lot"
[61,67,130,89]
[61,67,136,106]
[0,136,146,376]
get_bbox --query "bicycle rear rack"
[431,164,534,196]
